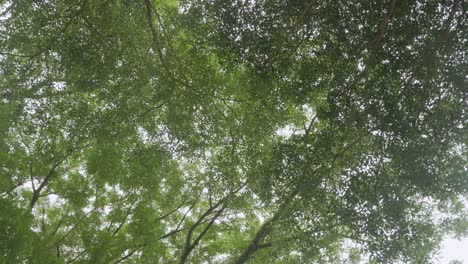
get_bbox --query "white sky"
[437,237,468,263]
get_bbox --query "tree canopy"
[0,0,467,263]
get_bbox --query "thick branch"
[48,206,99,250]
[143,0,166,66]
[364,0,398,71]
[114,248,138,264]
[440,0,460,43]
[178,198,225,264]
[234,219,274,264]
[179,205,226,264]
[65,248,88,264]
[178,184,246,263]
[349,0,398,93]
[30,158,66,209]
[1,180,28,197]
[234,190,298,264]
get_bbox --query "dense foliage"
[0,0,467,263]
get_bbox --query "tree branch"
[440,0,460,43]
[143,0,166,66]
[234,190,297,264]
[30,157,67,209]
[348,0,398,94]
[47,206,99,250]
[179,204,226,264]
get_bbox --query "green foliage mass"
[0,0,466,263]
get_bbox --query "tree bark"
[234,190,297,264]
[234,219,273,264]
